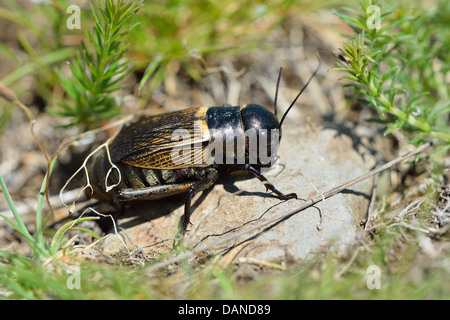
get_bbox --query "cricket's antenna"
[278,60,321,130]
[274,67,283,117]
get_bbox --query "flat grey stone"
[101,120,376,263]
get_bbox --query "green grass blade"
[0,47,76,86]
[138,54,164,94]
[50,216,100,254]
[35,156,58,250]
[0,173,34,243]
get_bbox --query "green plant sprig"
[331,0,450,150]
[52,0,143,129]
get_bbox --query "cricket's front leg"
[245,164,297,200]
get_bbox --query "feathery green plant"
[52,0,143,129]
[331,0,450,155]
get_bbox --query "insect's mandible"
[86,64,320,234]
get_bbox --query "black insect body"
[86,66,319,234]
